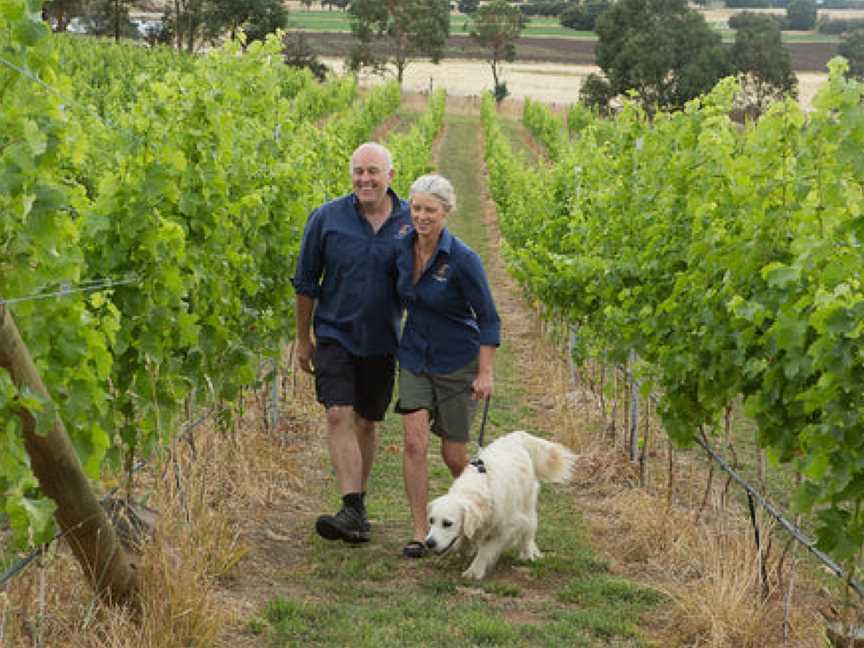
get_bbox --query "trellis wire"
[621,355,864,598]
[564,321,864,597]
[0,409,213,589]
[0,276,140,306]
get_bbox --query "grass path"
[228,108,666,647]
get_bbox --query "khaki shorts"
[395,359,479,442]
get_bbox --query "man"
[292,142,412,544]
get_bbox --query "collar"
[411,227,453,257]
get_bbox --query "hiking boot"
[359,509,371,542]
[315,506,369,544]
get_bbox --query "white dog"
[425,430,576,580]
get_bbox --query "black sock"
[360,491,367,510]
[343,492,363,513]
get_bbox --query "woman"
[394,174,501,559]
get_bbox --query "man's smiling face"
[351,144,394,211]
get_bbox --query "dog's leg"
[513,513,541,561]
[518,539,542,561]
[462,536,508,580]
[517,484,542,561]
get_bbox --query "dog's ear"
[462,497,491,541]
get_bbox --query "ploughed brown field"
[305,32,839,73]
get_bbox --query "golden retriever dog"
[425,431,576,580]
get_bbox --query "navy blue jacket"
[292,189,412,356]
[396,228,501,374]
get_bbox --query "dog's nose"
[426,538,436,550]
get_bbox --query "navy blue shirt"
[292,189,412,357]
[397,228,501,374]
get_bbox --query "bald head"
[350,142,395,214]
[350,142,393,175]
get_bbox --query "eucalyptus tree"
[348,0,450,84]
[838,30,864,80]
[469,0,526,102]
[591,0,731,112]
[731,13,797,116]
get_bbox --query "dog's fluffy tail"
[513,431,576,484]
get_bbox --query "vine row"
[483,63,864,570]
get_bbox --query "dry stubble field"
[324,57,830,113]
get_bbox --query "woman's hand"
[471,370,494,400]
[472,345,496,400]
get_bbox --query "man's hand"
[296,338,315,374]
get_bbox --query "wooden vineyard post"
[0,304,138,603]
[628,351,639,463]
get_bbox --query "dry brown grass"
[508,324,831,646]
[0,506,231,647]
[0,375,311,647]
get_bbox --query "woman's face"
[410,192,448,239]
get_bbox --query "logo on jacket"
[395,224,413,238]
[433,263,450,282]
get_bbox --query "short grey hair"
[409,174,456,213]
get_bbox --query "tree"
[731,13,797,116]
[160,0,286,51]
[348,0,450,85]
[786,0,817,30]
[559,0,611,31]
[283,31,330,80]
[43,0,84,32]
[728,10,785,31]
[838,30,864,80]
[79,0,137,41]
[161,0,208,51]
[207,0,288,44]
[458,0,479,14]
[593,0,731,112]
[579,72,616,113]
[470,0,526,102]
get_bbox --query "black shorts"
[313,339,396,422]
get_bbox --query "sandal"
[402,540,428,559]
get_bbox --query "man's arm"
[295,294,315,374]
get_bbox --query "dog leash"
[469,395,491,474]
[477,395,490,448]
[419,387,492,473]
